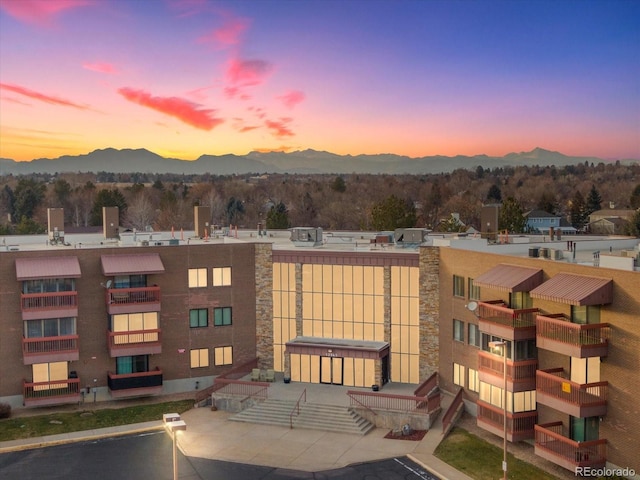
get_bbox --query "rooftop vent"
[290,227,323,247]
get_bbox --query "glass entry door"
[320,357,343,385]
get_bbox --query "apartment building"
[1,210,638,476]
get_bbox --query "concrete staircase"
[229,398,374,435]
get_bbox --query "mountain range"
[0,148,634,176]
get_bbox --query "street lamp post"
[163,413,187,480]
[489,340,508,480]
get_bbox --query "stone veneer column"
[255,243,273,370]
[419,246,440,378]
[382,265,391,385]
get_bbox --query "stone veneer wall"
[255,242,273,369]
[419,246,440,378]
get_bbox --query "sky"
[0,0,638,162]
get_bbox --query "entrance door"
[320,357,343,385]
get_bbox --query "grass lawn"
[434,427,559,480]
[0,400,193,442]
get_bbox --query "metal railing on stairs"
[289,388,306,429]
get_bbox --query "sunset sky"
[0,0,638,162]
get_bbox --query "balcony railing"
[22,334,79,365]
[347,389,439,415]
[23,377,81,407]
[535,422,606,472]
[106,286,161,314]
[536,368,608,417]
[107,329,162,357]
[477,350,537,391]
[536,314,610,358]
[20,291,78,320]
[476,400,537,442]
[478,300,538,340]
[107,368,163,398]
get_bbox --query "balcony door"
[570,416,599,442]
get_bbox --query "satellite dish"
[466,301,478,312]
[105,280,112,289]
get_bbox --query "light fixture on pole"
[163,413,187,480]
[489,340,508,480]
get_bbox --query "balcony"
[536,368,608,417]
[477,300,538,341]
[535,422,606,472]
[20,291,78,321]
[106,286,161,315]
[23,377,81,407]
[476,400,537,442]
[536,314,610,358]
[477,350,537,391]
[107,329,162,357]
[22,335,79,365]
[107,368,163,398]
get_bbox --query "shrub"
[0,403,11,419]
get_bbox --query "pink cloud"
[265,118,294,138]
[277,90,305,109]
[0,0,90,26]
[83,62,117,74]
[199,16,250,47]
[117,87,224,130]
[226,58,272,87]
[0,82,88,109]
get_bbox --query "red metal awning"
[473,264,543,292]
[530,273,613,306]
[16,256,81,280]
[101,253,165,276]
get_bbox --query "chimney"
[47,208,64,244]
[103,207,119,239]
[194,206,211,239]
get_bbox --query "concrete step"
[230,399,374,435]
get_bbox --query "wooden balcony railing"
[194,358,259,404]
[108,329,161,346]
[106,286,161,305]
[21,291,78,311]
[536,314,610,358]
[347,389,438,415]
[414,372,438,397]
[108,368,163,397]
[23,377,81,406]
[536,368,608,417]
[477,350,537,385]
[535,422,606,471]
[476,401,537,441]
[478,300,538,328]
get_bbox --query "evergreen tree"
[569,190,588,230]
[330,176,346,193]
[13,178,45,221]
[487,184,502,203]
[498,197,526,233]
[630,184,640,209]
[266,202,290,229]
[370,195,417,231]
[586,184,602,214]
[90,189,127,226]
[537,191,557,214]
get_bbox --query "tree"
[487,184,502,203]
[537,191,557,214]
[225,197,245,225]
[569,190,588,231]
[586,184,602,214]
[625,210,640,237]
[0,185,15,223]
[13,178,45,221]
[90,188,127,226]
[630,184,640,209]
[370,195,417,231]
[266,202,290,229]
[124,193,156,231]
[499,197,527,233]
[330,176,346,193]
[53,178,72,205]
[15,215,46,234]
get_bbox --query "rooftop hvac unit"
[540,247,549,258]
[551,249,563,260]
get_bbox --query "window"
[25,317,76,338]
[468,278,480,300]
[188,268,207,288]
[510,291,532,309]
[468,323,480,347]
[212,267,231,286]
[214,307,232,326]
[468,368,480,392]
[116,355,149,374]
[23,278,75,294]
[114,274,146,289]
[189,308,208,328]
[453,319,464,342]
[214,346,233,366]
[571,305,600,325]
[453,363,465,387]
[190,348,209,368]
[32,362,68,389]
[453,275,465,297]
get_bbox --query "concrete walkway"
[0,382,475,479]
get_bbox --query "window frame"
[212,267,232,287]
[453,319,464,342]
[190,348,209,368]
[453,275,465,297]
[188,268,207,288]
[214,346,233,366]
[189,308,208,328]
[214,307,232,326]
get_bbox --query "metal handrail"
[289,388,306,429]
